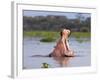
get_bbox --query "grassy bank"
[24,31,59,42]
[70,32,90,38]
[23,31,90,42]
[24,31,59,37]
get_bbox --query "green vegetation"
[24,31,59,42]
[24,31,59,37]
[41,63,50,68]
[70,32,90,38]
[40,37,55,42]
[24,31,90,42]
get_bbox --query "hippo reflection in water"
[53,57,73,67]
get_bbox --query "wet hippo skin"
[49,29,74,57]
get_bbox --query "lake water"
[23,37,91,69]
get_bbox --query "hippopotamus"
[49,29,74,57]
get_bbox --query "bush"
[40,37,55,42]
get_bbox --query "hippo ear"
[60,31,63,37]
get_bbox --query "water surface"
[23,37,91,69]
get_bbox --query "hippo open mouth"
[50,29,74,57]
